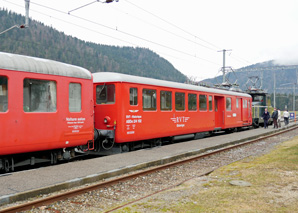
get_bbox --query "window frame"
[188,93,197,111]
[0,76,8,113]
[96,84,115,105]
[160,90,172,111]
[208,95,213,111]
[23,78,57,113]
[69,82,82,112]
[226,97,232,111]
[130,87,138,106]
[175,92,185,111]
[142,88,157,111]
[243,99,248,109]
[199,94,207,111]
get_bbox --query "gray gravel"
[21,128,298,212]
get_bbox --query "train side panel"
[118,83,217,142]
[0,69,93,156]
[94,80,252,144]
[93,72,252,149]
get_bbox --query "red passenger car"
[93,72,252,154]
[0,52,94,172]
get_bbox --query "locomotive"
[246,87,273,128]
[0,52,252,172]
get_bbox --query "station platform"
[0,122,297,206]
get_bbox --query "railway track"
[1,125,298,213]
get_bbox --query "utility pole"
[218,49,232,83]
[25,0,30,27]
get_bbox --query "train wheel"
[121,144,130,153]
[253,119,259,128]
[4,159,10,173]
[155,138,162,147]
[224,128,235,133]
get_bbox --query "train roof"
[93,72,251,98]
[0,52,91,79]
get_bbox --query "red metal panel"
[0,69,93,155]
[93,78,253,144]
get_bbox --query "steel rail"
[1,125,298,213]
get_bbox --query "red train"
[0,52,94,172]
[0,52,252,172]
[93,72,252,154]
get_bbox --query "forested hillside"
[202,61,298,94]
[0,9,187,83]
[202,61,298,110]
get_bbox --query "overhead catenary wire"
[109,3,217,52]
[1,1,139,46]
[123,0,253,69]
[68,0,118,14]
[1,0,256,77]
[51,0,254,68]
[68,0,99,14]
[1,0,216,69]
[23,0,221,66]
[124,0,221,51]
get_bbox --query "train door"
[242,98,248,122]
[214,96,224,129]
[239,98,243,121]
[236,98,242,122]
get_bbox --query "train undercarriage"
[93,126,251,155]
[0,141,93,173]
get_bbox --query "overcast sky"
[1,0,298,80]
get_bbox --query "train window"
[199,95,207,111]
[23,79,57,112]
[243,99,247,108]
[252,95,264,102]
[143,89,156,111]
[209,96,213,111]
[69,83,81,112]
[161,90,172,111]
[175,92,185,111]
[226,97,232,111]
[188,93,197,111]
[96,84,115,104]
[0,76,8,112]
[215,99,218,112]
[236,98,239,108]
[130,88,138,105]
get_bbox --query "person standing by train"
[283,109,289,125]
[277,108,281,128]
[262,108,270,129]
[272,108,278,128]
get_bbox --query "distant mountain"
[201,61,298,94]
[0,9,187,83]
